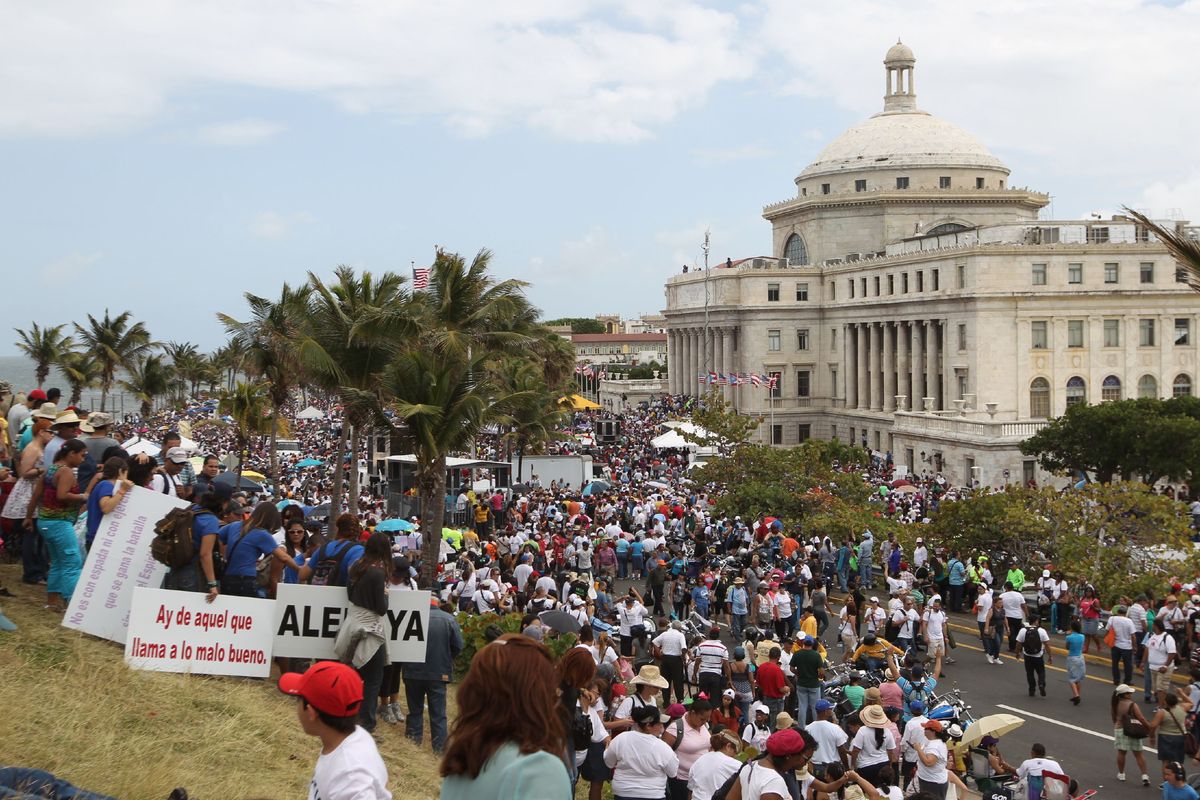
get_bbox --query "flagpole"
[702,229,711,380]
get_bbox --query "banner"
[272,584,431,663]
[63,486,184,644]
[124,588,275,678]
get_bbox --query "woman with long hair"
[339,531,392,733]
[217,502,300,598]
[560,647,598,785]
[1079,585,1105,653]
[669,697,713,800]
[35,439,87,612]
[1111,683,1152,785]
[277,519,310,585]
[850,705,898,785]
[1148,688,1194,782]
[2,426,53,585]
[440,633,571,799]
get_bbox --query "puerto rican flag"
[583,366,594,377]
[727,373,739,386]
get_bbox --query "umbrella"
[276,499,301,510]
[213,472,264,492]
[646,479,670,490]
[539,610,582,635]
[376,519,416,533]
[890,478,913,488]
[653,513,666,522]
[241,470,267,481]
[954,713,1024,753]
[307,503,331,519]
[892,485,919,495]
[295,458,323,468]
[582,480,610,496]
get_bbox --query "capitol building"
[662,42,1199,487]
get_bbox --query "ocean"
[0,355,124,411]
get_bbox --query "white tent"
[296,406,325,420]
[651,424,719,456]
[121,435,199,454]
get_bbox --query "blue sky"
[2,0,1199,355]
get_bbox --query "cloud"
[1137,172,1200,221]
[691,143,775,164]
[0,0,754,143]
[249,211,313,239]
[36,252,101,288]
[196,119,285,146]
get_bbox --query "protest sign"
[273,584,431,662]
[63,486,183,644]
[125,588,275,678]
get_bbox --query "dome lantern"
[883,40,917,113]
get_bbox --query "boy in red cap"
[279,661,391,799]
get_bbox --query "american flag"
[412,267,430,290]
[697,373,708,384]
[767,374,779,389]
[749,374,762,386]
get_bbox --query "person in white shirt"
[1015,743,1064,782]
[920,599,948,680]
[999,583,1028,654]
[850,705,898,784]
[278,661,392,800]
[617,590,649,657]
[603,705,679,799]
[1016,617,1053,697]
[807,699,850,777]
[864,598,886,635]
[911,719,950,797]
[891,598,919,652]
[900,703,930,788]
[973,585,1002,664]
[912,539,928,568]
[688,730,742,800]
[1146,617,1178,706]
[739,728,817,800]
[652,620,690,703]
[1108,604,1138,685]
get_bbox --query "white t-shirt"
[901,715,929,761]
[653,629,688,657]
[1000,590,1026,618]
[1147,631,1178,670]
[807,719,849,764]
[739,761,789,800]
[922,609,946,641]
[618,602,647,636]
[603,730,679,797]
[1016,626,1050,659]
[915,737,948,784]
[1109,616,1137,650]
[308,727,391,800]
[149,473,178,497]
[975,592,993,623]
[851,726,896,767]
[894,608,919,639]
[589,643,619,667]
[688,751,741,800]
[1016,756,1064,779]
[864,605,886,633]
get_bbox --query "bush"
[453,612,578,677]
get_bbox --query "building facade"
[662,43,1199,487]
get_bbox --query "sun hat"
[860,704,889,728]
[1114,683,1136,696]
[923,719,944,732]
[864,687,882,704]
[32,403,59,420]
[81,411,114,433]
[776,712,797,730]
[278,661,363,717]
[52,410,82,426]
[947,724,964,739]
[733,576,745,585]
[765,728,809,757]
[630,664,669,689]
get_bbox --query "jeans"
[731,612,748,639]
[162,563,202,592]
[1024,655,1046,692]
[0,768,116,800]
[357,645,387,732]
[1144,654,1155,700]
[859,559,874,588]
[1006,617,1023,652]
[631,554,644,576]
[405,677,450,751]
[19,519,48,583]
[618,551,629,579]
[699,671,725,701]
[221,574,259,598]
[661,654,687,703]
[838,566,850,592]
[764,695,785,728]
[797,685,821,725]
[1112,646,1133,685]
[978,622,1000,658]
[948,583,964,613]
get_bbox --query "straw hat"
[630,664,669,689]
[32,403,59,420]
[860,704,889,729]
[52,410,82,426]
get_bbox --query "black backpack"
[1022,627,1043,656]
[151,507,196,569]
[308,540,355,587]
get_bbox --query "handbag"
[1104,626,1116,648]
[1122,705,1148,739]
[947,629,957,649]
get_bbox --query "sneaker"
[945,657,956,664]
[389,701,405,723]
[379,705,395,725]
[1117,773,1125,781]
[1142,775,1151,786]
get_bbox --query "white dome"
[797,111,1008,180]
[885,41,914,65]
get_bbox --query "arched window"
[1065,376,1086,408]
[926,222,970,236]
[1137,375,1158,399]
[1175,374,1193,397]
[783,234,808,266]
[1101,375,1122,402]
[1029,378,1050,418]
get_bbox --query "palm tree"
[307,266,408,522]
[120,354,175,417]
[502,382,568,480]
[218,283,320,479]
[56,349,102,408]
[218,382,272,485]
[162,341,199,403]
[14,323,72,388]
[73,310,155,411]
[1122,207,1200,290]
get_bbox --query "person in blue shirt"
[1164,761,1199,800]
[218,502,300,598]
[84,456,132,550]
[629,536,645,580]
[1064,619,1086,706]
[947,550,967,612]
[279,519,310,585]
[164,486,228,595]
[298,513,365,587]
[615,536,630,579]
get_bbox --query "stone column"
[713,328,724,399]
[667,330,677,394]
[867,323,881,410]
[681,329,692,396]
[722,328,735,404]
[897,321,911,409]
[925,321,939,410]
[937,320,948,409]
[844,325,855,407]
[857,324,870,409]
[883,322,896,411]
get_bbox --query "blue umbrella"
[295,458,323,468]
[376,518,415,533]
[583,480,611,496]
[276,499,301,510]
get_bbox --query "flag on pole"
[574,365,583,374]
[749,374,762,386]
[728,373,739,386]
[697,373,708,384]
[767,374,778,389]
[708,371,719,384]
[412,267,430,290]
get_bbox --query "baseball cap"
[815,699,834,712]
[27,388,47,401]
[908,699,925,713]
[165,447,189,464]
[923,719,944,732]
[765,728,809,757]
[723,688,736,699]
[278,661,363,717]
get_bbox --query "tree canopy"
[543,317,605,334]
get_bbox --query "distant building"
[572,332,668,366]
[662,42,1199,487]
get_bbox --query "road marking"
[951,640,1119,686]
[995,703,1158,754]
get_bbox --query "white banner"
[272,584,431,663]
[63,486,184,644]
[124,588,275,678]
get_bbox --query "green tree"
[56,349,102,408]
[494,360,568,478]
[543,317,605,334]
[218,382,272,485]
[923,488,1054,567]
[14,322,72,388]
[72,310,155,412]
[120,354,176,417]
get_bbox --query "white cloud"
[37,252,102,288]
[249,211,313,239]
[1137,172,1200,221]
[0,0,754,143]
[196,119,285,146]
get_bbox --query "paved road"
[611,576,1176,798]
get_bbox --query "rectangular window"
[939,176,951,189]
[916,271,924,292]
[767,330,781,351]
[767,283,780,302]
[1140,318,1156,347]
[1104,262,1119,283]
[1140,262,1155,284]
[956,263,965,289]
[1038,227,1061,244]
[1031,263,1047,285]
[830,282,836,300]
[769,372,782,399]
[771,424,782,445]
[821,183,830,195]
[796,370,811,397]
[902,273,909,293]
[1031,320,1048,349]
[873,276,880,296]
[1067,319,1084,348]
[975,177,985,189]
[1176,318,1191,346]
[831,328,837,348]
[957,323,967,352]
[1068,263,1083,284]
[1103,319,1121,347]
[795,282,809,301]
[796,329,809,351]
[896,177,909,189]
[861,277,867,297]
[887,274,895,294]
[1088,226,1110,244]
[830,367,838,398]
[848,279,855,299]
[855,179,867,192]
[797,424,811,442]
[932,269,940,291]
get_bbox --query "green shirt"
[843,684,865,710]
[789,648,824,689]
[440,742,571,800]
[1006,568,1026,590]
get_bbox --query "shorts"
[1113,727,1144,751]
[928,639,946,656]
[1153,668,1176,694]
[1158,734,1186,762]
[579,740,613,782]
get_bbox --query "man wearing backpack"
[1016,615,1053,697]
[160,485,228,596]
[297,513,364,587]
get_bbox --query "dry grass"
[0,564,447,800]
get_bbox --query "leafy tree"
[55,349,101,407]
[218,382,272,484]
[121,354,176,417]
[72,310,155,412]
[14,322,72,388]
[543,317,605,334]
[679,389,761,455]
[493,360,568,477]
[923,488,1054,567]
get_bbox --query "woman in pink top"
[668,697,713,800]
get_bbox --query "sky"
[2,0,1199,356]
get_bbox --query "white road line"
[995,703,1157,754]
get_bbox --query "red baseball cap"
[28,389,46,401]
[278,661,363,717]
